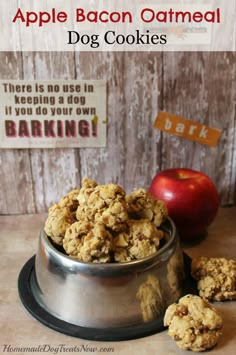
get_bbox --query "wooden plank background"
[0,51,235,214]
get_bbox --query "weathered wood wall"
[0,51,235,214]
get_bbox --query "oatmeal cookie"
[191,256,236,301]
[126,188,168,227]
[114,219,164,262]
[58,188,80,211]
[137,275,166,322]
[76,183,128,231]
[44,204,75,245]
[77,178,97,205]
[164,294,223,352]
[63,220,113,263]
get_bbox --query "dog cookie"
[126,188,168,227]
[44,204,75,245]
[113,219,164,262]
[76,178,97,205]
[164,294,223,352]
[58,188,80,212]
[76,183,128,232]
[191,256,236,301]
[63,220,113,263]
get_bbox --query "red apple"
[149,168,219,240]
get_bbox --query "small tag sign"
[154,111,221,147]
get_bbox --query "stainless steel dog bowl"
[31,217,186,330]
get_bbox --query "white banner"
[0,0,235,51]
[0,80,107,149]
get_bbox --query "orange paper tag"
[154,112,221,147]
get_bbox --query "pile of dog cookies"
[44,178,168,263]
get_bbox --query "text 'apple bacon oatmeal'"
[44,179,168,263]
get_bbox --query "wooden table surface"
[0,208,236,355]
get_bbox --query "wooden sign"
[154,111,221,147]
[0,80,107,148]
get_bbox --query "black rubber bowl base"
[18,253,197,341]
